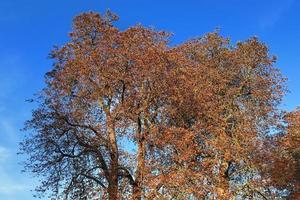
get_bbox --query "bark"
[108,180,118,200]
[106,105,119,200]
[133,116,146,200]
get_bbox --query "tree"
[144,33,286,199]
[21,11,173,200]
[263,108,300,199]
[21,11,286,199]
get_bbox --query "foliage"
[20,11,294,200]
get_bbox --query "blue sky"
[0,0,299,199]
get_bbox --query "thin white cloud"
[259,0,294,30]
[0,119,18,141]
[0,54,36,198]
[0,146,28,194]
[0,56,24,142]
[0,180,27,195]
[0,55,23,99]
[0,174,29,195]
[0,146,10,162]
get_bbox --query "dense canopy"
[21,11,299,200]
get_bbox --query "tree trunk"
[108,175,118,200]
[107,111,119,200]
[133,116,146,200]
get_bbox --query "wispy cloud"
[0,55,27,142]
[0,119,18,141]
[0,170,27,195]
[0,146,28,195]
[259,0,294,30]
[0,146,10,162]
[0,54,36,199]
[0,55,23,99]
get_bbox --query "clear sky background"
[0,1,299,199]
